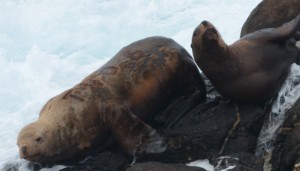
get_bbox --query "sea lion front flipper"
[254,14,300,42]
[102,102,166,156]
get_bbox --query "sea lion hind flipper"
[103,102,167,156]
[260,14,300,42]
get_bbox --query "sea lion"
[191,15,300,103]
[17,36,206,163]
[241,0,300,38]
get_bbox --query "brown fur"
[17,36,206,163]
[241,0,300,38]
[191,16,300,103]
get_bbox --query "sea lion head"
[17,121,56,162]
[191,20,227,68]
[191,20,221,50]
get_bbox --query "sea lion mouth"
[205,28,217,35]
[203,27,219,41]
[22,153,42,162]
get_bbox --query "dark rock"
[60,150,130,171]
[293,157,300,171]
[137,99,264,164]
[126,162,205,171]
[222,104,266,155]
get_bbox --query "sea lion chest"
[215,39,298,102]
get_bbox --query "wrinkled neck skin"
[37,121,78,164]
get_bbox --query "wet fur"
[192,16,300,103]
[17,36,206,163]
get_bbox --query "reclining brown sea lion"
[17,36,206,163]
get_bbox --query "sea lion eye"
[36,137,43,143]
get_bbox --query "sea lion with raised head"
[191,15,300,103]
[17,36,206,164]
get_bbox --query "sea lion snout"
[202,20,208,26]
[192,20,215,39]
[200,20,213,28]
[18,144,28,158]
[204,28,219,40]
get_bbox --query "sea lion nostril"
[202,20,208,26]
[21,146,27,154]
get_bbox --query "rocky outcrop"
[6,75,300,171]
[1,70,299,171]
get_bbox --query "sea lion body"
[191,16,300,103]
[17,36,206,163]
[241,0,300,38]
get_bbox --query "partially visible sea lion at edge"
[191,15,300,104]
[241,0,300,38]
[17,36,206,164]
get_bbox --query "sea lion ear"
[104,103,166,155]
[204,28,218,40]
